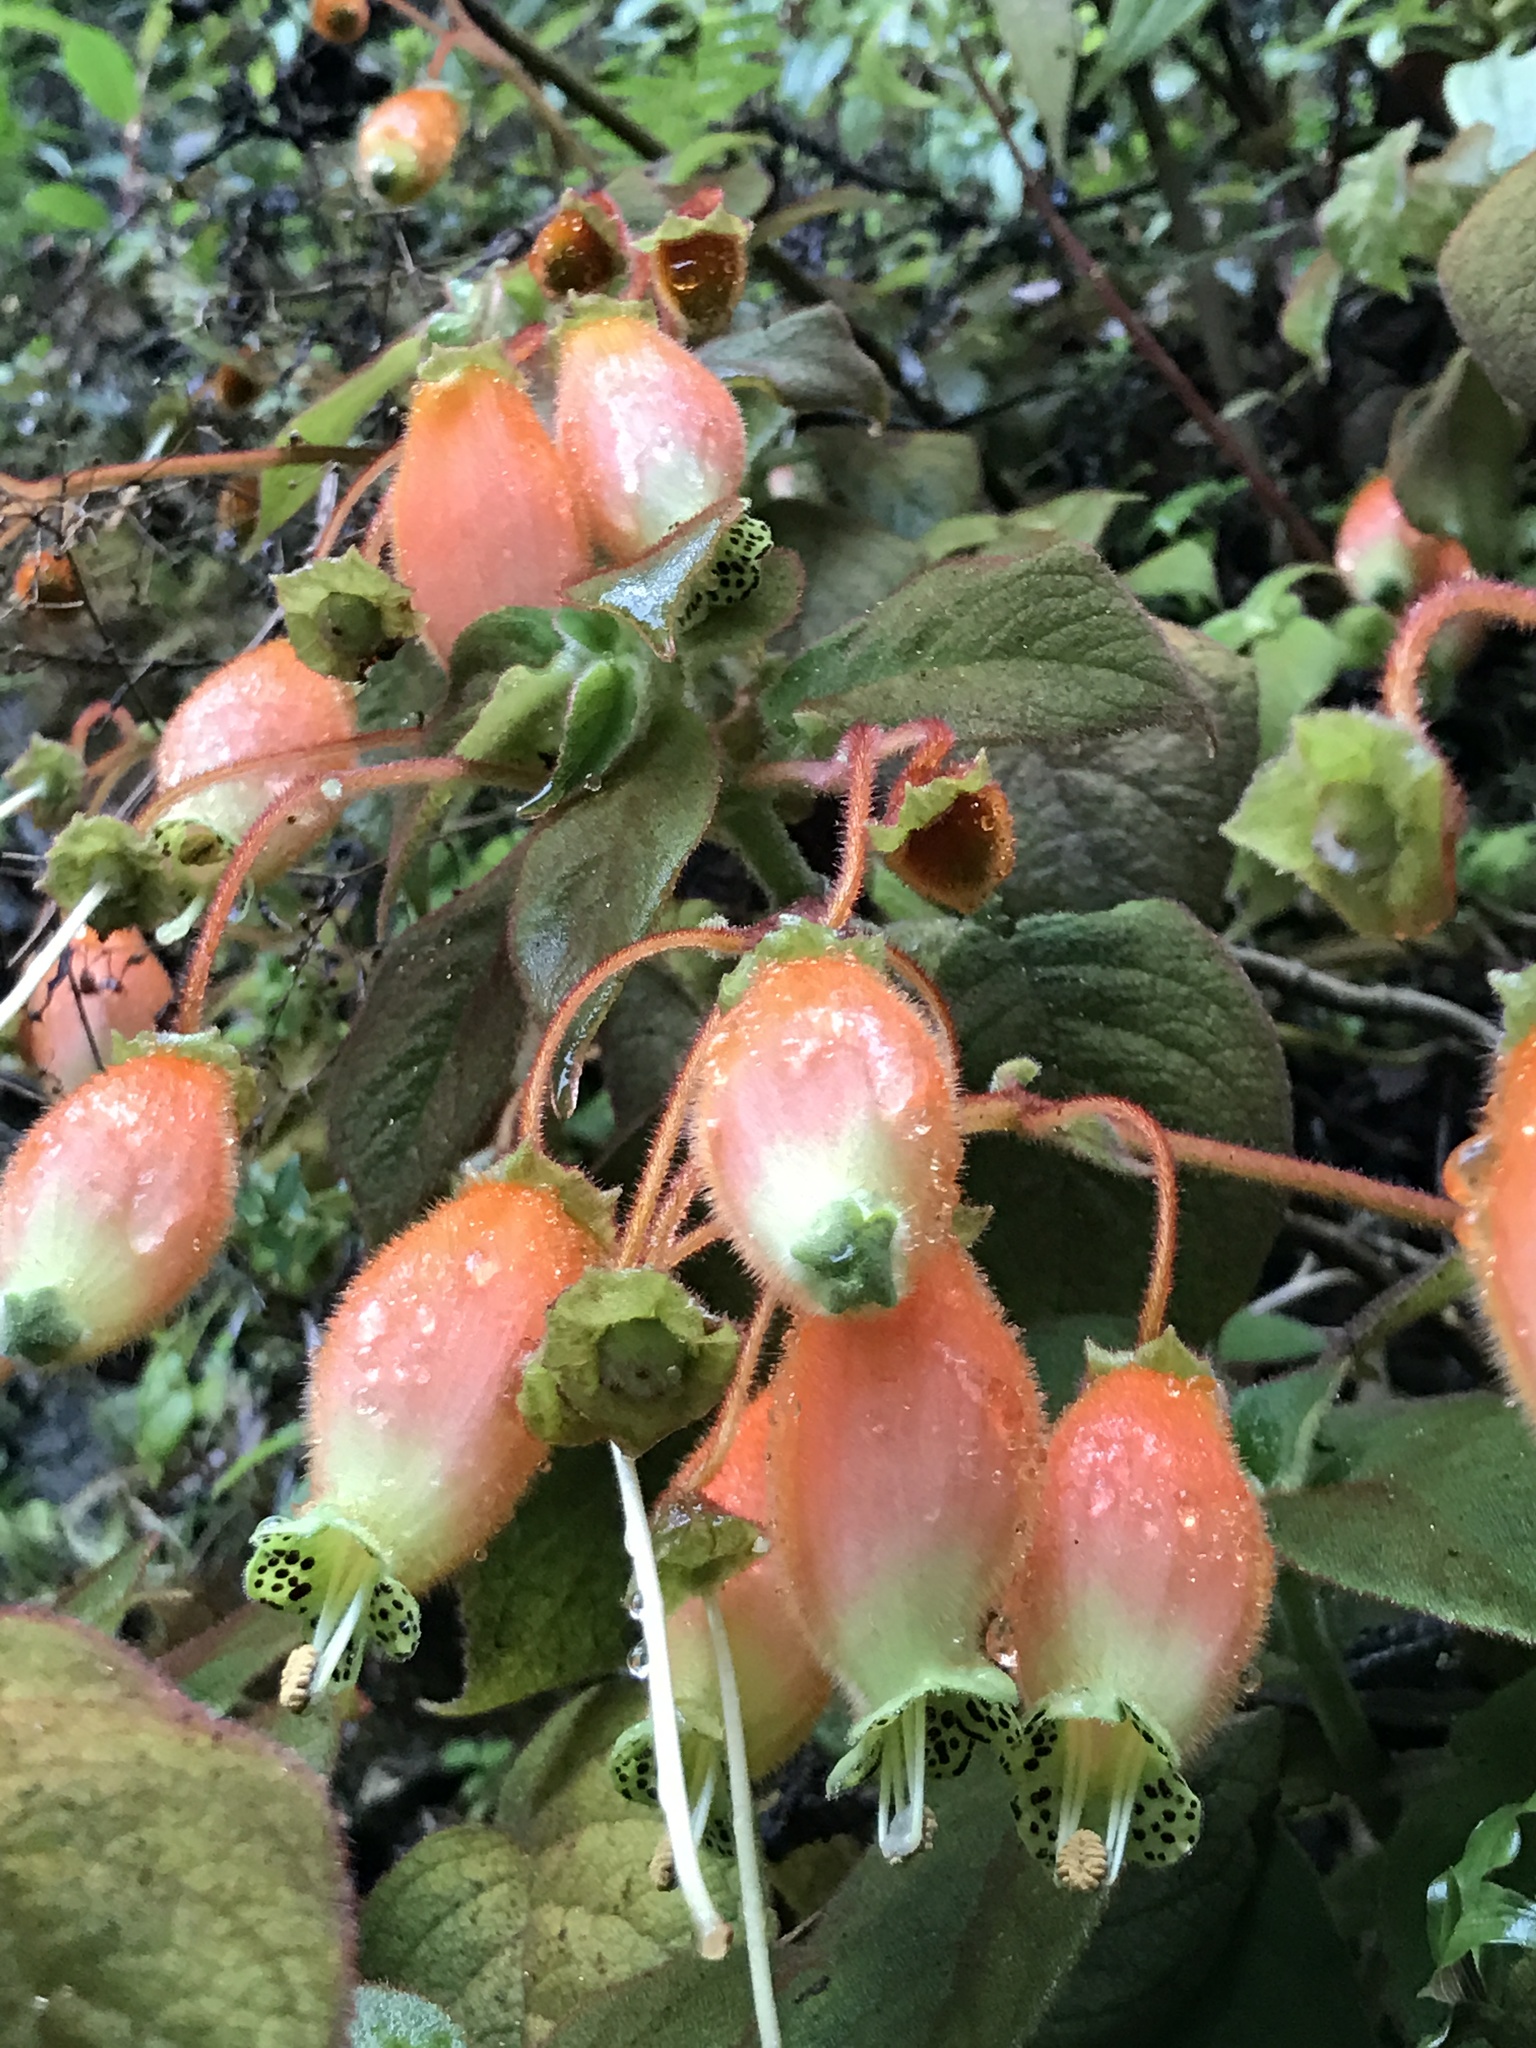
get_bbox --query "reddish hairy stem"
[617,1022,729,1267]
[960,44,1328,565]
[656,1220,725,1271]
[175,757,479,1033]
[883,942,963,1083]
[517,928,753,1157]
[648,1157,707,1261]
[1380,577,1536,735]
[313,444,402,562]
[823,726,879,929]
[963,1089,1456,1232]
[137,727,429,834]
[990,1090,1179,1341]
[664,1291,780,1505]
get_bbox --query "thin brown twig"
[959,42,1328,563]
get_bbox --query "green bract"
[274,549,421,681]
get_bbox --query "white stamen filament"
[705,1591,783,2048]
[0,880,109,1035]
[877,1696,929,1862]
[1056,1719,1090,1851]
[0,781,45,825]
[1103,1732,1145,1885]
[308,1543,377,1699]
[610,1441,730,1958]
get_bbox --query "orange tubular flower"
[554,305,747,565]
[246,1171,609,1701]
[12,553,82,609]
[689,940,963,1317]
[1335,475,1471,608]
[1004,1346,1274,1889]
[0,1051,240,1370]
[356,87,461,207]
[768,1239,1047,1859]
[1447,1027,1536,1423]
[18,928,173,1097]
[529,191,628,299]
[311,0,368,42]
[153,639,359,879]
[392,354,590,666]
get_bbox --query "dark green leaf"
[1268,1394,1536,1640]
[0,1611,350,2047]
[768,546,1206,755]
[435,1447,630,1716]
[328,848,525,1243]
[993,621,1256,925]
[1086,0,1218,89]
[512,699,720,1030]
[1441,150,1536,417]
[796,426,984,540]
[1388,348,1522,573]
[765,501,923,652]
[57,1535,157,1633]
[566,501,745,658]
[699,305,890,422]
[918,899,1291,1340]
[1230,1362,1343,1492]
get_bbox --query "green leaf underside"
[1268,1393,1536,1640]
[0,1610,349,2047]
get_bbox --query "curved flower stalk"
[689,933,963,1317]
[0,1047,240,1371]
[392,351,590,665]
[152,639,359,880]
[246,1166,609,1701]
[768,1238,1046,1860]
[1003,1336,1274,1890]
[554,303,747,564]
[18,927,173,1096]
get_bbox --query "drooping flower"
[529,190,628,299]
[769,1238,1046,1858]
[152,638,358,879]
[392,352,590,666]
[554,304,746,565]
[689,934,963,1316]
[611,1390,832,1844]
[1003,1338,1274,1889]
[245,1165,610,1700]
[1335,475,1472,609]
[18,927,173,1096]
[1446,1023,1536,1423]
[355,87,461,207]
[311,0,368,42]
[0,1049,240,1369]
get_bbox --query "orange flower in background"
[311,0,368,41]
[18,928,173,1097]
[355,87,461,206]
[1447,1026,1536,1426]
[12,552,82,609]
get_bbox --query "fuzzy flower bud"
[689,933,962,1317]
[392,352,590,666]
[769,1239,1046,1858]
[356,88,461,207]
[245,1163,610,1700]
[152,639,359,880]
[0,1049,240,1369]
[18,928,173,1097]
[1003,1337,1274,1888]
[554,304,747,566]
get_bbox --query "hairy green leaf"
[0,1610,350,2047]
[1441,150,1536,416]
[699,304,890,422]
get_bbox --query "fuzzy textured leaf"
[1268,1394,1536,1640]
[699,305,890,422]
[1441,149,1536,416]
[769,545,1205,752]
[0,1610,351,2048]
[328,848,525,1244]
[916,899,1292,1340]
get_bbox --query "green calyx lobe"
[460,1144,618,1249]
[716,918,885,1011]
[274,549,419,681]
[45,815,201,935]
[111,1030,259,1125]
[610,1717,733,1856]
[517,1267,738,1456]
[7,735,84,829]
[1491,964,1536,1051]
[415,342,520,387]
[652,1497,764,1610]
[1084,1326,1214,1383]
[790,1193,901,1314]
[1,1287,85,1368]
[868,754,994,854]
[245,1505,421,1697]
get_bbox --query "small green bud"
[6,736,84,831]
[788,1194,900,1315]
[2,1286,85,1367]
[273,549,419,681]
[518,1267,738,1457]
[45,815,200,934]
